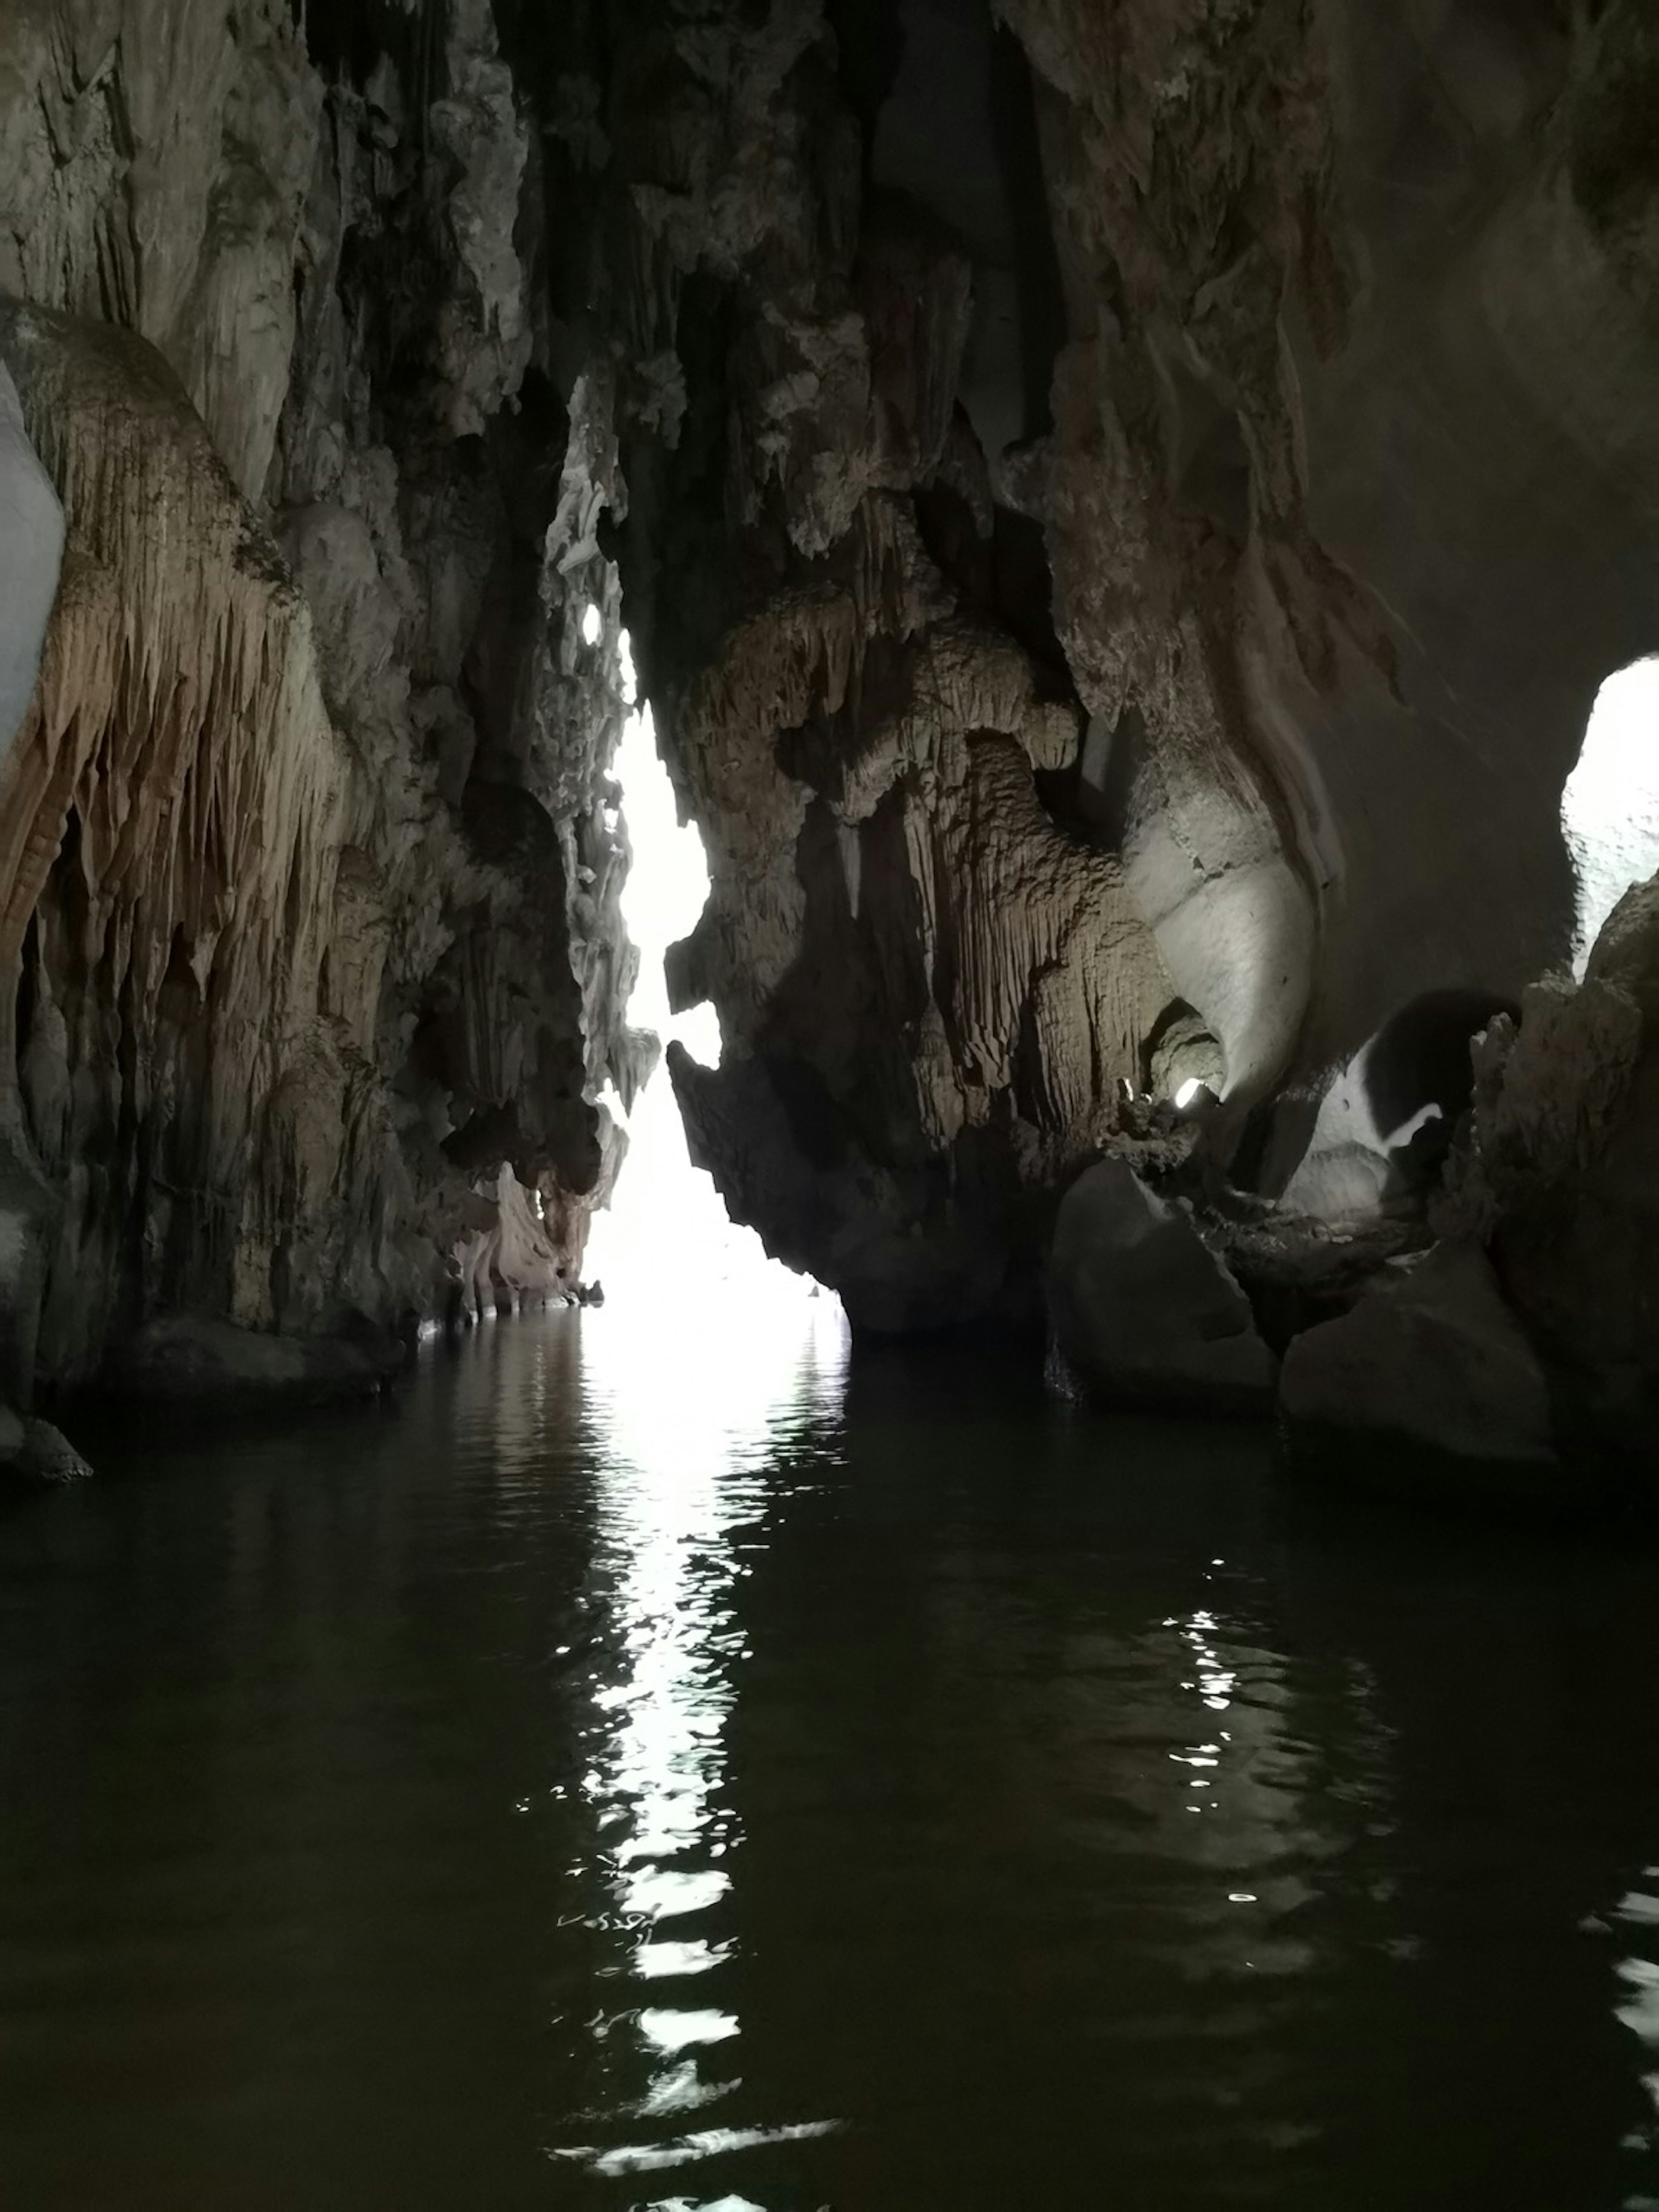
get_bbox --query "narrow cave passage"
[9,0,1659,2201]
[584,638,831,1318]
[1562,658,1659,973]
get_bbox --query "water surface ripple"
[1,1300,1657,2209]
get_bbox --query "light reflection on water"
[0,1303,1656,2208]
[1615,1872,1659,2188]
[550,1287,849,2190]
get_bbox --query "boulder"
[110,1315,400,1414]
[14,1416,91,1485]
[1430,909,1659,1442]
[1048,1160,1277,1416]
[1279,1245,1558,1474]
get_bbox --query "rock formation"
[1049,1157,1276,1415]
[1426,878,1659,1459]
[0,0,1656,1446]
[1281,869,1659,1476]
[0,0,652,1408]
[0,359,62,767]
[1280,1244,1561,1484]
[593,0,1659,1341]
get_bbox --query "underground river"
[2,1295,1659,2211]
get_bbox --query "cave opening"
[1562,656,1659,973]
[584,634,826,1315]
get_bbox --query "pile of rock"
[1047,870,1659,1499]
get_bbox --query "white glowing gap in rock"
[1562,658,1659,976]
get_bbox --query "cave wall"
[0,0,1655,1373]
[578,0,1197,1332]
[0,0,651,1393]
[572,0,1659,1328]
[0,357,62,766]
[992,0,1646,1174]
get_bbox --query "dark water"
[2,1296,1658,2212]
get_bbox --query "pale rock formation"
[0,0,321,503]
[0,302,356,1386]
[449,1150,625,1321]
[1048,1158,1276,1415]
[0,360,62,762]
[1280,1246,1560,1477]
[584,5,1196,1329]
[1147,1006,1224,1106]
[1280,990,1516,1224]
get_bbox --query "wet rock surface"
[1268,864,1659,1475]
[1048,1159,1277,1416]
[1280,1244,1560,1481]
[110,1316,403,1414]
[1425,878,1659,1460]
[3,1415,92,1487]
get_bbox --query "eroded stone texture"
[1280,1245,1560,1475]
[1006,0,1659,1166]
[563,0,1193,1329]
[0,359,62,764]
[1427,877,1659,1446]
[1049,1158,1276,1415]
[1274,864,1659,1466]
[0,3,650,1399]
[560,0,1659,1331]
[1,0,1657,1391]
[0,0,321,503]
[451,1146,627,1321]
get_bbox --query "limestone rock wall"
[566,0,1194,1331]
[1,0,1656,1373]
[570,0,1659,1330]
[0,359,62,766]
[0,0,649,1394]
[1428,874,1659,1453]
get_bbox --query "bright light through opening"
[1174,1077,1203,1109]
[581,601,603,648]
[585,634,829,1315]
[1562,658,1659,978]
